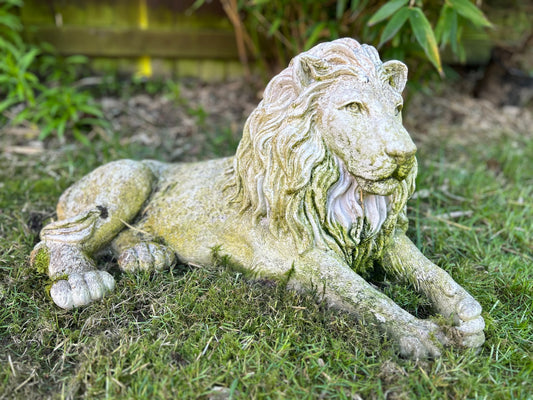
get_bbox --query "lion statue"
[31,38,485,358]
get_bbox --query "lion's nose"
[386,138,417,165]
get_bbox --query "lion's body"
[31,38,486,359]
[115,157,294,277]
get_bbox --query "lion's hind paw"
[50,270,115,309]
[118,242,176,272]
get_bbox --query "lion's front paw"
[118,242,176,272]
[446,314,486,350]
[395,319,445,359]
[50,270,115,309]
[430,278,485,349]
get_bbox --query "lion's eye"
[395,104,403,116]
[344,102,367,114]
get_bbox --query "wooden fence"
[20,1,532,80]
[21,0,243,81]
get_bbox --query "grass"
[0,120,532,399]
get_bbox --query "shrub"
[217,0,491,77]
[0,0,106,144]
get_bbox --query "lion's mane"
[228,38,416,272]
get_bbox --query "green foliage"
[371,0,492,75]
[408,7,442,74]
[227,0,491,77]
[0,0,106,143]
[0,0,37,109]
[14,86,108,144]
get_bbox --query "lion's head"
[228,38,418,271]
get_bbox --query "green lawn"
[1,122,531,399]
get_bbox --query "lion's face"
[317,75,417,196]
[231,39,419,256]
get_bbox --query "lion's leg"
[382,232,485,349]
[295,250,449,359]
[31,160,156,309]
[111,227,176,273]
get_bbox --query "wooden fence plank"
[25,27,239,59]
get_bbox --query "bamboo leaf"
[268,18,281,37]
[304,22,327,51]
[435,4,451,45]
[449,10,459,54]
[350,0,361,12]
[336,0,347,19]
[378,6,410,48]
[448,0,492,28]
[368,0,408,26]
[409,7,442,75]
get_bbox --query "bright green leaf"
[65,55,88,64]
[19,48,40,71]
[435,4,451,44]
[449,10,459,54]
[436,5,459,53]
[368,0,408,26]
[78,104,103,117]
[0,36,20,57]
[0,12,22,31]
[12,107,30,124]
[304,22,327,50]
[267,18,281,37]
[38,123,54,140]
[456,36,466,63]
[350,0,361,12]
[448,0,492,28]
[336,0,347,20]
[378,6,410,48]
[409,7,442,74]
[78,117,110,128]
[22,71,39,84]
[72,129,91,146]
[0,97,18,112]
[56,118,68,139]
[2,0,23,8]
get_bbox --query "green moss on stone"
[33,246,50,276]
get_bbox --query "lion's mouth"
[356,176,399,196]
[356,162,413,195]
[392,162,413,181]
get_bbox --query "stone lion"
[31,38,485,358]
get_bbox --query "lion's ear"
[381,60,408,93]
[292,54,328,89]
